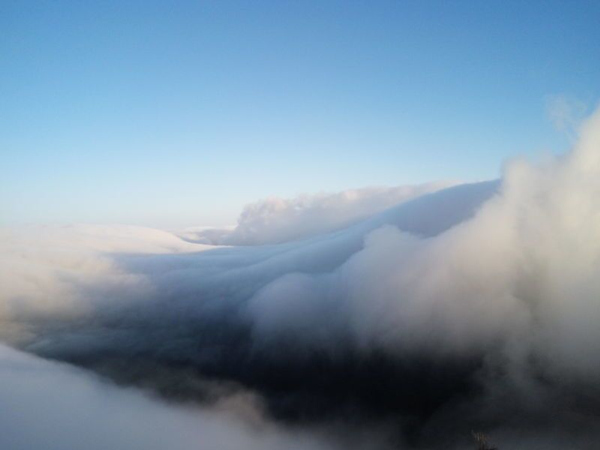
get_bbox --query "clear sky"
[1,0,599,227]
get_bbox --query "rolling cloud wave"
[2,108,600,449]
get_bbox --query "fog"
[1,108,600,449]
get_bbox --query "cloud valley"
[2,109,600,449]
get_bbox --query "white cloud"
[1,108,600,448]
[181,181,458,245]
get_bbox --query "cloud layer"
[181,181,458,245]
[0,344,381,450]
[2,108,600,448]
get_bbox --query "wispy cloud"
[545,94,589,138]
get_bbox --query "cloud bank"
[2,108,600,449]
[181,181,458,245]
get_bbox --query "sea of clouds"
[1,108,600,449]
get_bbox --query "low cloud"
[1,108,600,448]
[0,344,379,450]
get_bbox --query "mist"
[1,108,600,449]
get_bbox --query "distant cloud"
[180,181,459,246]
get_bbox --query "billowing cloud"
[1,108,600,449]
[181,181,458,245]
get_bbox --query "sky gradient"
[1,0,599,227]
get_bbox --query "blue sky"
[1,0,599,227]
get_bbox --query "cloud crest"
[182,181,458,245]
